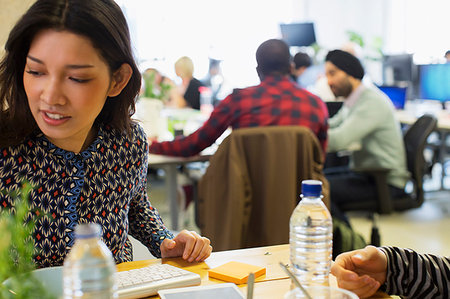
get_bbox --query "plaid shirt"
[150,75,328,156]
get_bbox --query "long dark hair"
[0,0,141,147]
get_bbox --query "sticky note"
[208,261,266,284]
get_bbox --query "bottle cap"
[301,180,322,197]
[75,223,102,239]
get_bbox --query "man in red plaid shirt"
[149,39,328,157]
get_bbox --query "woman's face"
[23,29,114,153]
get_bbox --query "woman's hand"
[160,229,212,262]
[331,245,388,298]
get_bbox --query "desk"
[117,244,392,299]
[149,153,211,230]
[148,127,230,231]
[396,103,450,189]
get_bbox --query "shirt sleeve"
[327,98,384,152]
[380,246,450,298]
[149,94,234,157]
[128,131,174,258]
[328,105,348,128]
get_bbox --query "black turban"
[325,50,365,80]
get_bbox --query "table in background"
[117,244,393,299]
[148,153,211,231]
[146,109,213,231]
[148,125,230,230]
[396,100,450,189]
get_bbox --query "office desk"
[396,104,450,189]
[149,153,211,230]
[148,128,230,230]
[117,244,393,299]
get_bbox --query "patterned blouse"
[0,124,173,268]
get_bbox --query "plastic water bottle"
[63,223,117,298]
[199,86,214,116]
[289,180,332,287]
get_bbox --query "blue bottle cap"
[301,180,322,197]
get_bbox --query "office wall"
[293,0,385,52]
[0,0,35,57]
[296,0,449,61]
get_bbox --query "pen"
[279,262,312,299]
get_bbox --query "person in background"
[0,0,211,268]
[445,50,450,63]
[173,56,203,110]
[201,58,224,106]
[332,245,449,298]
[291,51,312,88]
[324,50,409,223]
[149,39,328,157]
[141,67,175,104]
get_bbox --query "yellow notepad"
[208,261,266,284]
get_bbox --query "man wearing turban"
[324,50,409,222]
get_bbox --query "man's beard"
[330,81,353,98]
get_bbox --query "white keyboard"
[117,263,201,299]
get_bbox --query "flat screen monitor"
[418,64,450,103]
[280,22,316,47]
[382,54,414,83]
[377,85,408,110]
[326,101,343,118]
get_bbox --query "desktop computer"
[326,101,344,118]
[377,85,408,110]
[417,63,450,109]
[382,53,416,84]
[279,22,316,47]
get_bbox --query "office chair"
[340,114,437,246]
[196,126,329,251]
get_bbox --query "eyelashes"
[26,69,43,76]
[25,69,92,84]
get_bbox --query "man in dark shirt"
[150,39,328,157]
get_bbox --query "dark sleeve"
[184,78,203,110]
[128,126,174,257]
[380,246,450,298]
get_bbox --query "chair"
[196,126,329,251]
[339,114,437,245]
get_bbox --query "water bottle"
[199,86,214,116]
[289,180,332,287]
[63,223,117,298]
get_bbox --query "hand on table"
[160,229,212,262]
[331,245,388,298]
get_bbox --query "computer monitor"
[382,54,414,83]
[418,63,450,107]
[326,101,343,118]
[377,85,408,110]
[279,22,316,47]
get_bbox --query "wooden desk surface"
[396,104,450,130]
[117,244,392,299]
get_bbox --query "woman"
[173,56,203,110]
[0,0,211,268]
